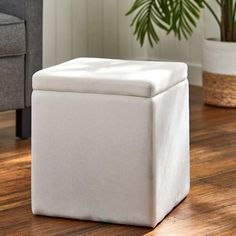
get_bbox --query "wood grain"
[0,86,235,236]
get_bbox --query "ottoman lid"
[33,58,188,98]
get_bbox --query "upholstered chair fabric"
[0,0,42,111]
[0,13,25,57]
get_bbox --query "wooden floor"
[0,86,235,236]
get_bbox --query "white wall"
[43,0,220,86]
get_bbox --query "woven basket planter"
[203,39,236,108]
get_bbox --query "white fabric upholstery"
[33,58,188,98]
[32,58,189,228]
[152,80,190,223]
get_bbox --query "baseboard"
[188,63,202,86]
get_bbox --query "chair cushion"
[0,13,25,57]
[33,58,188,98]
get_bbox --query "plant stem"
[222,0,236,41]
[231,0,236,41]
[221,1,227,41]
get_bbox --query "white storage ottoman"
[32,58,190,228]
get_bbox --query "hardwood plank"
[0,86,235,235]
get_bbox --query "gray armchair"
[0,0,42,138]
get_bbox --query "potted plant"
[126,0,236,107]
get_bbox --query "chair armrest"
[0,0,43,107]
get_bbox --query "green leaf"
[168,0,203,40]
[126,0,204,46]
[126,0,171,47]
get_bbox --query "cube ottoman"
[32,58,190,228]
